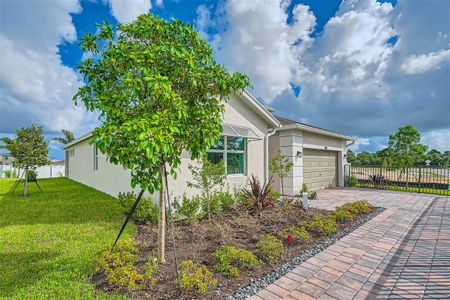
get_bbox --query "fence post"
[418,166,421,193]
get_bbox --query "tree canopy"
[74,13,250,262]
[75,14,250,193]
[1,124,50,196]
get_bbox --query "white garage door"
[303,149,337,190]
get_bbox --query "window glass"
[227,137,245,151]
[227,153,244,174]
[207,152,224,165]
[210,136,225,150]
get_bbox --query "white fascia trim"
[61,132,93,150]
[278,124,354,141]
[238,90,281,128]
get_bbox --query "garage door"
[303,149,337,190]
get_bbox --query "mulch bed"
[91,202,375,299]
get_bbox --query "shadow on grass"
[0,177,125,227]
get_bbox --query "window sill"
[226,174,247,178]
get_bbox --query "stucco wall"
[66,94,269,200]
[168,94,268,200]
[268,129,348,195]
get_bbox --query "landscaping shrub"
[96,239,158,289]
[256,234,284,263]
[178,260,217,294]
[212,245,259,277]
[173,194,202,224]
[345,175,359,187]
[300,215,337,237]
[202,191,221,216]
[277,225,310,243]
[218,190,236,212]
[333,208,353,223]
[241,175,274,216]
[300,183,308,194]
[3,169,12,178]
[339,200,372,215]
[117,192,159,225]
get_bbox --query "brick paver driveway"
[250,188,450,300]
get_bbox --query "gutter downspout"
[264,127,278,183]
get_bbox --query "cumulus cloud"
[106,0,152,23]
[197,0,450,152]
[0,0,97,134]
[196,0,316,101]
[401,49,450,74]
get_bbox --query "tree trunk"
[158,164,166,263]
[22,167,28,197]
[206,187,211,221]
[280,176,284,198]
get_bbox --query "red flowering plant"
[286,234,293,245]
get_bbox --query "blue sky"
[1,0,449,160]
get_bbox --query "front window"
[94,146,99,171]
[207,136,246,175]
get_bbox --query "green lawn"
[0,178,135,299]
[356,183,450,196]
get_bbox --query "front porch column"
[279,129,303,196]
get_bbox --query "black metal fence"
[344,165,450,196]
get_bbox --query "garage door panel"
[303,149,337,190]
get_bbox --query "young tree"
[269,150,293,196]
[187,157,226,221]
[346,149,357,165]
[52,129,74,145]
[387,125,428,167]
[74,15,250,262]
[2,125,50,196]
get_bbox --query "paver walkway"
[250,188,450,300]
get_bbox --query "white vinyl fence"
[0,163,65,179]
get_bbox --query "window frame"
[93,146,99,171]
[207,135,247,175]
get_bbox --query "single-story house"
[62,91,353,199]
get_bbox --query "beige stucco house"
[62,91,353,199]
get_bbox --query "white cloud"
[422,129,450,151]
[106,0,152,23]
[196,0,316,101]
[0,0,97,134]
[197,0,449,151]
[401,49,450,74]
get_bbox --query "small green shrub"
[333,208,353,222]
[173,194,202,224]
[202,191,221,217]
[300,215,337,237]
[212,245,259,277]
[235,190,250,207]
[339,200,372,215]
[178,260,217,294]
[256,234,284,263]
[345,175,359,187]
[278,225,310,242]
[3,169,12,178]
[96,239,157,289]
[117,192,159,225]
[300,183,308,194]
[218,190,236,212]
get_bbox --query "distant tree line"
[347,125,450,167]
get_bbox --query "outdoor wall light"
[296,150,302,157]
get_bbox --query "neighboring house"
[0,153,14,165]
[62,91,354,198]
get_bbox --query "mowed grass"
[0,178,135,299]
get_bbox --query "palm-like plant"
[241,175,274,216]
[0,137,13,149]
[52,129,74,145]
